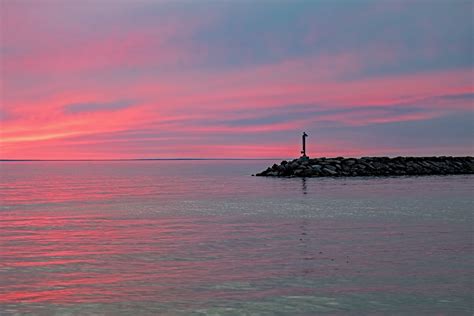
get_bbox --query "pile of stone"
[255,156,474,177]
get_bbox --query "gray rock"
[322,167,338,175]
[324,165,337,172]
[294,168,306,176]
[344,159,357,166]
[289,162,299,169]
[311,164,322,171]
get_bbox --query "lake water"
[0,160,472,315]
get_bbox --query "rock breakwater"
[255,156,474,177]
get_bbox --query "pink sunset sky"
[0,0,473,159]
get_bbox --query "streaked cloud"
[0,0,472,159]
[64,101,136,114]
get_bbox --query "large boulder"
[322,167,338,176]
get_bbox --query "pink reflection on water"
[1,211,472,305]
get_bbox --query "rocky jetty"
[255,156,474,177]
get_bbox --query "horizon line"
[1,154,473,162]
[0,158,286,162]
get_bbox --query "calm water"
[0,160,472,315]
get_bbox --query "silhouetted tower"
[301,132,308,158]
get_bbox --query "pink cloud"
[2,24,201,77]
[1,2,472,160]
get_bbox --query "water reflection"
[301,177,307,195]
[0,161,472,314]
[1,211,471,314]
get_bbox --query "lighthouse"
[301,132,308,158]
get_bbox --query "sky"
[0,0,473,159]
